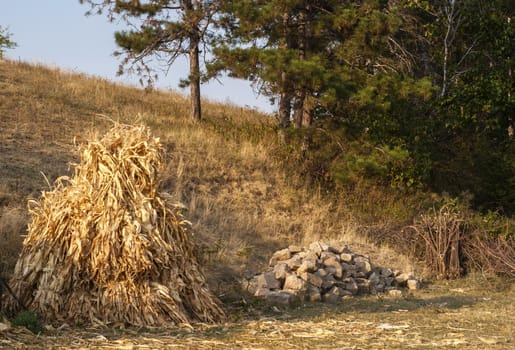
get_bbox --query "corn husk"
[1,123,226,327]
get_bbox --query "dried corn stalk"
[1,123,225,327]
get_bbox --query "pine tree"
[79,0,221,121]
[212,1,423,128]
[0,26,16,59]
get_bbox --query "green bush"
[11,310,42,334]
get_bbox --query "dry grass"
[0,206,27,279]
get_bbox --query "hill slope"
[0,59,414,289]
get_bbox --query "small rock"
[320,251,339,262]
[300,272,323,288]
[323,286,344,303]
[267,290,298,305]
[380,267,393,277]
[321,274,337,290]
[395,273,411,286]
[368,272,380,284]
[373,283,385,293]
[284,255,303,270]
[288,245,303,254]
[355,278,371,294]
[306,285,322,302]
[283,274,307,291]
[383,276,395,286]
[407,279,421,290]
[340,253,353,263]
[269,248,291,266]
[315,268,329,279]
[273,263,290,280]
[254,287,270,297]
[387,288,403,297]
[308,241,325,256]
[257,271,281,290]
[357,261,373,275]
[324,257,343,279]
[328,242,347,254]
[297,259,318,274]
[345,278,359,295]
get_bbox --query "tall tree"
[79,0,220,121]
[211,1,335,128]
[212,1,426,128]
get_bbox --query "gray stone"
[308,241,325,256]
[380,267,393,277]
[315,268,329,279]
[288,245,303,254]
[353,255,370,264]
[283,274,307,291]
[368,272,380,284]
[387,288,403,298]
[383,276,395,286]
[340,289,353,297]
[340,253,353,263]
[254,287,270,297]
[267,290,299,305]
[355,278,371,295]
[321,275,337,291]
[269,248,291,266]
[374,283,385,293]
[341,262,355,276]
[304,251,319,262]
[297,259,318,274]
[323,286,344,303]
[273,263,290,281]
[328,242,347,254]
[407,279,421,290]
[344,278,359,295]
[320,251,339,262]
[257,272,281,290]
[284,255,303,270]
[357,261,373,276]
[300,272,323,288]
[395,273,411,286]
[324,257,343,279]
[306,285,322,302]
[245,276,260,294]
[351,270,366,279]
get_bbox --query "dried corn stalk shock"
[1,123,226,327]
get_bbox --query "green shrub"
[11,310,42,334]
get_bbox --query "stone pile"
[247,241,420,305]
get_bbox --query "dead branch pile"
[464,235,515,277]
[408,205,465,279]
[1,123,225,327]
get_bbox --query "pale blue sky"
[1,1,274,113]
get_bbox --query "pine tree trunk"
[293,91,306,128]
[293,2,308,128]
[279,71,292,128]
[186,0,201,121]
[278,11,292,129]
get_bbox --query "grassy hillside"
[0,59,417,286]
